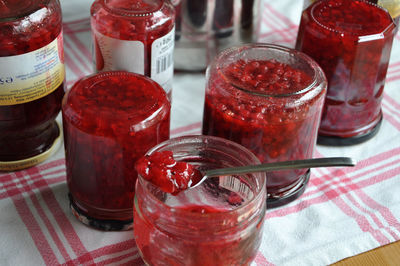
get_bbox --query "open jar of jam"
[296,0,396,145]
[91,0,175,96]
[134,135,266,266]
[0,0,65,171]
[62,71,170,230]
[202,44,327,207]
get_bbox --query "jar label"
[93,29,145,74]
[0,33,65,106]
[219,176,254,202]
[151,27,175,95]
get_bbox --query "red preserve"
[62,71,170,231]
[91,0,175,96]
[296,0,396,145]
[134,136,266,266]
[0,0,65,171]
[202,44,327,207]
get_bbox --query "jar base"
[69,193,133,231]
[0,121,62,172]
[267,169,310,208]
[317,116,382,146]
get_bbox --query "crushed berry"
[135,151,203,195]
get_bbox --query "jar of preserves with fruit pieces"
[134,135,266,266]
[62,71,170,231]
[0,0,65,171]
[296,0,396,145]
[202,43,327,207]
[91,0,175,97]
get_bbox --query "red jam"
[202,44,326,202]
[63,71,170,229]
[135,151,202,195]
[91,0,175,95]
[296,0,396,144]
[0,0,65,167]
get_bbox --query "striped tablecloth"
[1,1,399,265]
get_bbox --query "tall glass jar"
[134,135,266,266]
[0,0,65,171]
[91,0,175,97]
[296,0,396,145]
[62,71,170,231]
[202,44,327,207]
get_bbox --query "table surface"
[1,0,400,265]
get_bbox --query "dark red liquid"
[0,0,64,162]
[202,59,325,193]
[135,151,202,195]
[296,0,395,140]
[134,204,263,266]
[63,72,170,221]
[91,0,175,75]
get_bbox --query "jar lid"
[101,0,163,17]
[0,0,49,21]
[63,71,170,128]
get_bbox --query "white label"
[93,29,145,74]
[219,175,254,202]
[151,27,175,94]
[0,33,65,106]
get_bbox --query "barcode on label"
[219,175,254,201]
[156,53,173,74]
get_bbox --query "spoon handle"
[204,157,356,178]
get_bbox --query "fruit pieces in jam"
[296,0,396,142]
[202,58,325,194]
[63,71,170,222]
[135,151,202,195]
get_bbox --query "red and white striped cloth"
[1,1,399,265]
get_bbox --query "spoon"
[190,157,356,189]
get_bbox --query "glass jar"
[91,0,175,97]
[134,135,266,266]
[62,71,170,231]
[0,0,65,171]
[202,44,327,207]
[296,0,396,145]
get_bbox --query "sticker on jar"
[151,27,175,95]
[219,175,254,202]
[92,29,145,74]
[0,33,65,106]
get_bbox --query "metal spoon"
[190,157,356,189]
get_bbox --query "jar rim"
[0,0,51,22]
[99,0,164,17]
[210,43,326,98]
[309,0,395,37]
[137,135,266,220]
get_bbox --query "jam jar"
[0,0,65,171]
[134,135,266,266]
[91,0,175,96]
[202,44,327,207]
[296,0,396,145]
[62,71,170,231]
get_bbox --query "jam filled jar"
[202,44,327,207]
[62,71,170,230]
[296,0,396,145]
[91,0,175,96]
[0,0,65,171]
[134,135,266,266]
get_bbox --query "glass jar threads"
[0,0,65,171]
[202,44,327,207]
[91,0,175,96]
[296,0,396,145]
[134,135,266,266]
[62,71,170,230]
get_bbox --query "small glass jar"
[134,135,266,266]
[91,0,175,96]
[202,44,327,207]
[0,0,65,171]
[296,0,396,145]
[62,71,170,230]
